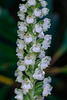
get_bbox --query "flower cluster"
[15,0,53,100]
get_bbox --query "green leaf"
[34,88,43,96]
[38,20,44,24]
[37,38,44,43]
[24,94,30,100]
[25,70,32,78]
[34,59,41,69]
[35,59,41,66]
[35,81,43,91]
[36,0,39,3]
[36,3,40,8]
[27,6,34,15]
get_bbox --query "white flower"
[43,83,53,97]
[39,50,45,59]
[38,31,44,38]
[42,77,52,96]
[38,56,51,70]
[17,30,25,39]
[16,48,24,59]
[41,1,47,7]
[35,24,42,33]
[16,51,24,59]
[16,39,25,50]
[19,4,27,13]
[27,0,36,6]
[18,65,25,71]
[43,24,50,32]
[26,15,34,24]
[41,35,52,50]
[44,18,51,24]
[17,60,26,71]
[18,22,27,32]
[43,18,51,31]
[33,68,45,80]
[24,34,33,44]
[15,88,23,100]
[21,78,33,94]
[24,55,35,65]
[16,75,23,83]
[18,11,25,21]
[34,8,41,17]
[32,43,41,52]
[43,77,52,84]
[42,8,49,16]
[44,35,52,42]
[43,77,53,97]
[14,69,23,77]
[43,23,50,32]
[15,69,23,83]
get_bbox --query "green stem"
[28,77,35,100]
[29,88,35,100]
[25,71,35,100]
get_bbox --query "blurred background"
[0,0,67,100]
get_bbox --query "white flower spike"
[15,0,53,100]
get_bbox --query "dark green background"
[0,0,67,100]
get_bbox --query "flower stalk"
[15,0,53,100]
